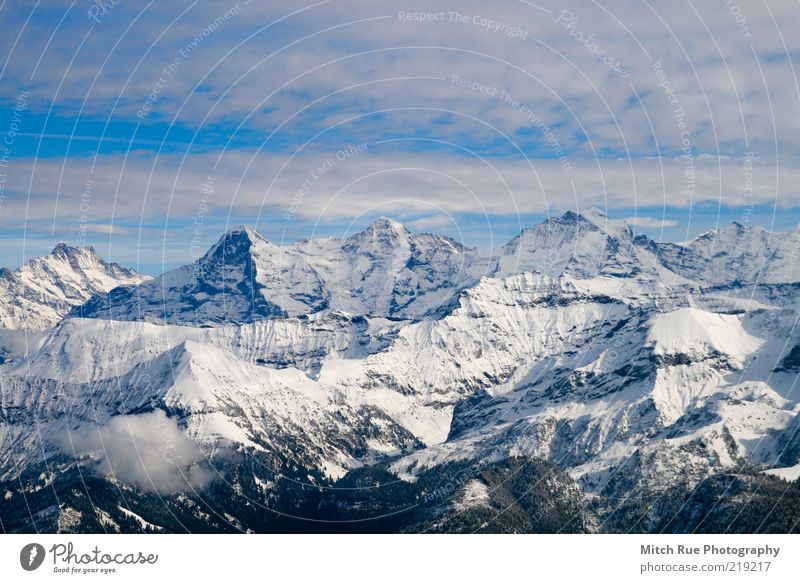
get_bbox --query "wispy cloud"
[2,0,798,157]
[407,214,456,231]
[0,150,793,228]
[622,216,679,229]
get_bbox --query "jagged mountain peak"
[202,224,270,262]
[493,207,639,279]
[556,206,605,222]
[656,219,797,285]
[48,241,103,261]
[0,245,150,330]
[695,220,769,240]
[226,224,263,238]
[214,224,267,245]
[516,207,630,239]
[347,216,410,245]
[554,206,632,240]
[369,216,407,233]
[51,241,77,254]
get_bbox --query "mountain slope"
[0,336,423,485]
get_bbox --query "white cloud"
[58,411,213,494]
[622,216,679,228]
[0,149,793,230]
[2,0,799,157]
[407,214,457,231]
[26,223,134,237]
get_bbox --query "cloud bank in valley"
[59,411,213,494]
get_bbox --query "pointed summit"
[553,207,607,225]
[220,224,266,242]
[204,224,269,261]
[49,242,103,262]
[576,206,630,239]
[51,241,71,254]
[364,216,408,236]
[582,205,608,219]
[344,217,409,250]
[51,241,84,256]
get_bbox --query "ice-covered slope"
[0,338,422,483]
[7,259,798,504]
[493,208,800,288]
[79,219,479,325]
[0,243,150,330]
[388,297,800,501]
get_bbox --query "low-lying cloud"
[59,411,213,494]
[622,216,680,229]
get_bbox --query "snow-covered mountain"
[78,219,480,325]
[656,221,800,285]
[0,243,150,331]
[493,207,646,279]
[2,208,800,533]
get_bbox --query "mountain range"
[1,208,799,533]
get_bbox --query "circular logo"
[19,543,46,571]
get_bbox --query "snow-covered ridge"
[657,221,800,285]
[76,217,483,326]
[65,209,800,329]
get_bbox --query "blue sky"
[1,0,799,274]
